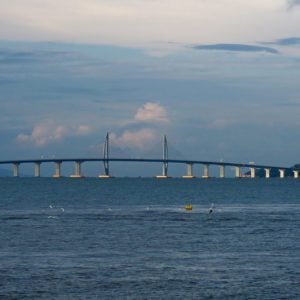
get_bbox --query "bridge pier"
[34,162,41,177]
[202,164,209,178]
[250,167,256,178]
[13,163,20,177]
[293,170,299,179]
[235,166,241,178]
[279,169,285,178]
[53,161,62,178]
[219,165,225,178]
[99,174,112,178]
[71,161,83,178]
[265,168,270,178]
[182,163,195,178]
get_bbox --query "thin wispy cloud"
[0,50,36,64]
[270,37,300,45]
[0,49,72,65]
[287,0,300,8]
[1,1,300,50]
[192,44,279,54]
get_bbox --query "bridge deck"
[0,157,298,171]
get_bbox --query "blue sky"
[0,0,300,176]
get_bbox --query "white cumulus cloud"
[110,128,157,149]
[134,102,169,123]
[77,124,93,135]
[16,120,93,147]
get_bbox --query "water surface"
[0,178,299,299]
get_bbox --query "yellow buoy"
[185,204,193,211]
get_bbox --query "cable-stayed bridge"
[0,133,299,178]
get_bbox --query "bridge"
[0,133,299,179]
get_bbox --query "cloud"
[192,44,279,54]
[1,0,300,51]
[102,102,168,152]
[0,50,36,64]
[271,37,300,45]
[77,125,93,135]
[134,102,169,123]
[16,120,92,147]
[110,128,157,150]
[0,49,71,65]
[287,0,300,8]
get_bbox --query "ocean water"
[0,178,299,299]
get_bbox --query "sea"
[0,177,299,299]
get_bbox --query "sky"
[0,0,300,176]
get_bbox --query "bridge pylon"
[156,134,170,179]
[99,132,113,178]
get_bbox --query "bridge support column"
[202,164,209,178]
[265,168,270,178]
[99,173,112,178]
[182,163,195,178]
[71,161,82,178]
[250,167,256,179]
[293,170,299,179]
[13,163,19,177]
[34,162,41,177]
[219,165,225,178]
[53,162,62,178]
[235,166,241,178]
[279,169,285,178]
